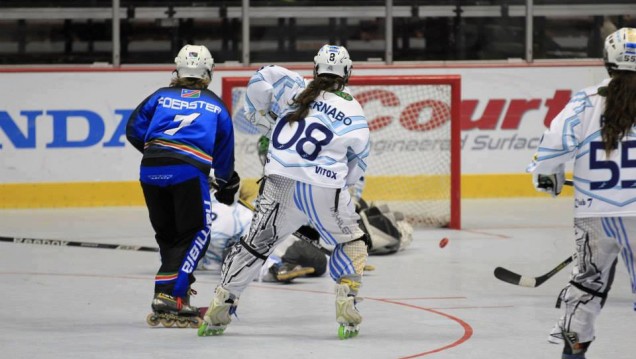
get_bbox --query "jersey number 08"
[272,117,333,161]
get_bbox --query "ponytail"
[286,75,346,123]
[601,71,636,155]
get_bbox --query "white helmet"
[603,28,636,73]
[174,44,214,80]
[313,44,353,81]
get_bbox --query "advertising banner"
[0,63,607,206]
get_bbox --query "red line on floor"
[1,271,474,357]
[372,298,474,358]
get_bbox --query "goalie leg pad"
[284,235,328,277]
[360,204,414,255]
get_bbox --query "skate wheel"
[338,325,359,340]
[146,313,160,327]
[190,317,203,328]
[176,318,190,328]
[197,322,225,336]
[161,318,176,327]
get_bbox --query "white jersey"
[265,89,370,189]
[244,65,306,121]
[200,197,253,271]
[528,78,636,217]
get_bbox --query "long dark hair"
[601,71,636,155]
[285,75,346,123]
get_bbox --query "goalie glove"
[532,165,565,198]
[214,171,241,205]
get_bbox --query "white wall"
[0,63,607,184]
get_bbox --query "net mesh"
[227,77,457,227]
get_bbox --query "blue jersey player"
[126,44,240,328]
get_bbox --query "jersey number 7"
[164,113,200,136]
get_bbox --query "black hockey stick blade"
[0,235,159,252]
[291,228,333,256]
[494,254,575,288]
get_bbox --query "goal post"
[222,75,461,229]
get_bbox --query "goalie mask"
[313,44,353,82]
[175,44,215,81]
[603,28,636,74]
[359,203,413,255]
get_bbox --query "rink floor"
[1,198,634,359]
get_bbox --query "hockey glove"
[247,110,276,136]
[533,167,565,198]
[214,171,241,205]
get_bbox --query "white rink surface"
[1,198,635,359]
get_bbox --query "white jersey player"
[199,44,370,339]
[202,136,412,279]
[198,196,252,273]
[243,64,307,136]
[528,28,636,359]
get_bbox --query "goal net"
[222,75,461,229]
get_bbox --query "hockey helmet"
[603,28,636,73]
[175,44,215,80]
[313,44,353,82]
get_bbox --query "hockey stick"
[0,235,159,252]
[0,199,254,253]
[0,199,334,257]
[494,254,575,288]
[494,178,575,287]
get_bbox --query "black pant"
[141,164,210,297]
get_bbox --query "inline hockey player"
[199,44,370,339]
[200,61,327,283]
[199,137,414,280]
[528,28,636,359]
[126,44,239,328]
[198,190,320,283]
[243,64,307,136]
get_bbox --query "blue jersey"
[126,87,235,184]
